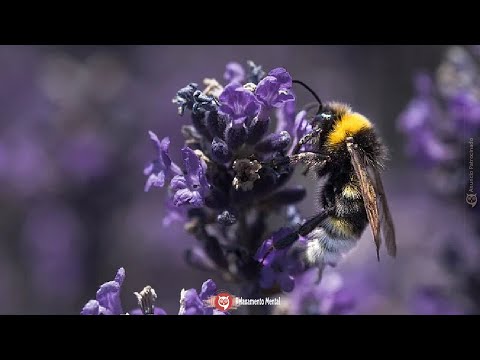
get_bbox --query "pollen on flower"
[232,158,262,191]
[134,285,158,315]
[203,78,223,98]
[243,82,257,92]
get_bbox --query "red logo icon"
[204,291,238,312]
[214,292,234,311]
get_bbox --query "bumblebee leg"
[260,212,329,264]
[289,152,329,172]
[274,211,329,249]
[292,127,322,154]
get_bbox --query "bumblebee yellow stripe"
[323,217,356,238]
[342,184,361,199]
[327,112,372,146]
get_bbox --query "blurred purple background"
[1,45,475,314]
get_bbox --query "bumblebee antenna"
[292,80,323,113]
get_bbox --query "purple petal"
[170,175,187,191]
[114,267,125,286]
[188,191,204,207]
[243,98,261,118]
[96,280,123,315]
[144,171,165,192]
[271,91,295,108]
[276,99,297,134]
[219,82,260,122]
[143,162,154,176]
[254,237,274,265]
[218,103,236,118]
[224,62,245,83]
[219,82,243,103]
[181,147,201,178]
[148,130,162,152]
[259,266,276,289]
[179,289,205,315]
[199,279,217,300]
[173,188,195,207]
[268,68,293,87]
[255,76,279,105]
[81,299,100,315]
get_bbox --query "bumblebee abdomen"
[305,227,358,267]
[306,178,369,267]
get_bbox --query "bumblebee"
[271,80,396,268]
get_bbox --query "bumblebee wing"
[346,138,395,260]
[371,168,397,257]
[346,141,381,260]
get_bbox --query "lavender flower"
[178,279,226,315]
[81,268,166,315]
[81,267,125,315]
[254,228,305,293]
[170,147,210,207]
[255,68,295,109]
[144,131,182,192]
[218,82,260,126]
[81,269,225,315]
[143,60,348,314]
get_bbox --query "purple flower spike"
[170,147,210,208]
[224,62,245,83]
[255,68,295,109]
[81,267,125,315]
[218,82,260,126]
[96,267,125,315]
[144,132,182,192]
